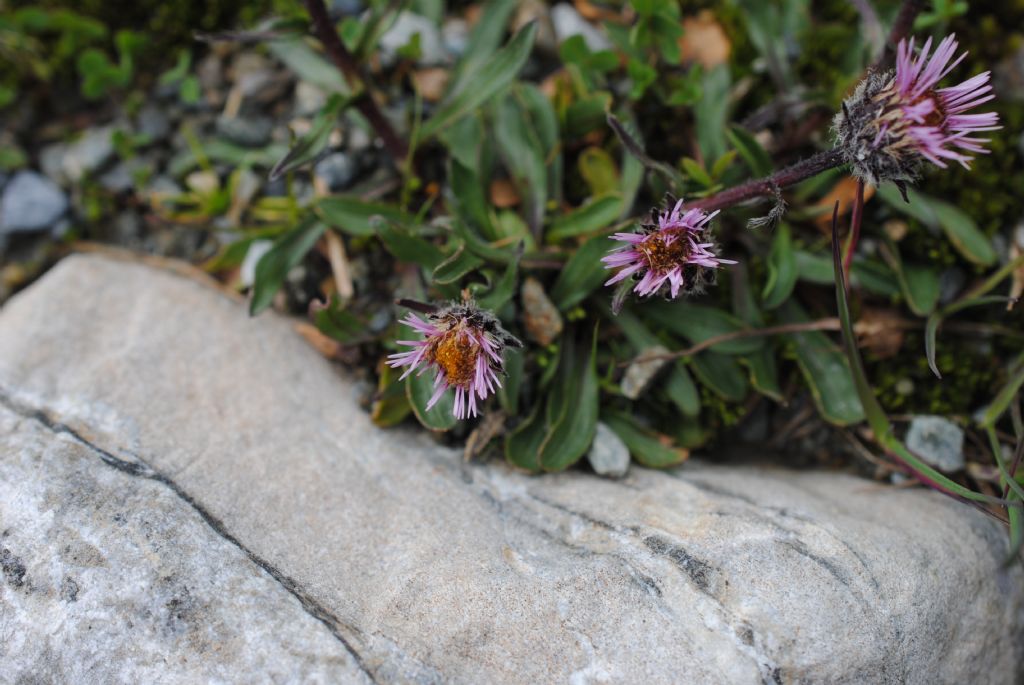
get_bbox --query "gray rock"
[137,103,172,142]
[0,254,1022,684]
[441,18,469,57]
[551,3,611,52]
[39,142,68,183]
[0,171,8,189]
[314,151,358,191]
[587,422,630,477]
[215,115,274,148]
[906,415,966,472]
[0,402,370,683]
[620,345,670,399]
[240,239,273,288]
[63,125,116,182]
[294,81,328,117]
[379,11,447,66]
[0,171,68,234]
[330,0,364,15]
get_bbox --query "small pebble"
[0,171,69,234]
[587,422,630,478]
[905,415,965,473]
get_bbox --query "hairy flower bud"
[834,34,1000,186]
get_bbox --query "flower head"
[387,302,521,419]
[601,199,735,304]
[834,34,1000,185]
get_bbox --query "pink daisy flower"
[835,34,1000,184]
[387,303,521,420]
[601,199,736,301]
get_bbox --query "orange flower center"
[639,230,690,273]
[431,329,479,387]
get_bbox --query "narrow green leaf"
[376,220,445,269]
[681,157,713,187]
[740,348,784,402]
[981,357,1024,429]
[925,295,1011,378]
[314,300,368,344]
[779,300,865,426]
[432,242,485,284]
[762,223,797,309]
[477,250,521,310]
[578,147,620,197]
[316,197,408,237]
[645,302,764,354]
[372,362,412,427]
[665,362,700,417]
[446,0,519,95]
[691,352,748,401]
[249,218,325,315]
[565,91,612,138]
[793,250,900,297]
[726,124,773,177]
[603,412,689,468]
[407,371,457,432]
[270,94,347,180]
[505,403,544,471]
[546,195,623,242]
[538,329,600,471]
[550,231,615,310]
[493,90,547,232]
[498,348,524,416]
[420,22,537,140]
[266,35,350,94]
[878,185,996,266]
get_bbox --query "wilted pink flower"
[835,34,1000,185]
[602,199,735,301]
[387,303,521,419]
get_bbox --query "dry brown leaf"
[521,276,563,345]
[489,178,521,208]
[294,321,343,359]
[464,410,507,461]
[814,176,876,232]
[679,11,731,68]
[411,67,450,103]
[854,307,905,359]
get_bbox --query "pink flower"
[601,199,735,301]
[387,304,521,419]
[835,34,1000,184]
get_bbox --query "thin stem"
[873,0,928,71]
[688,148,846,214]
[843,178,866,280]
[303,0,409,163]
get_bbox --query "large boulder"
[1,254,1021,683]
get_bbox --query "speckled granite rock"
[0,254,1022,684]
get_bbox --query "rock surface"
[1,254,1022,684]
[0,171,68,234]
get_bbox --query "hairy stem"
[303,0,409,163]
[688,148,846,214]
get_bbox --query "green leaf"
[316,197,408,237]
[578,147,620,196]
[550,231,614,310]
[270,94,347,180]
[726,125,773,177]
[266,35,350,94]
[691,352,748,401]
[665,362,700,417]
[681,157,713,188]
[762,223,796,309]
[695,65,730,162]
[249,218,325,315]
[538,329,600,471]
[980,356,1024,429]
[493,90,547,232]
[372,362,412,428]
[778,300,865,426]
[793,250,900,297]
[565,92,612,138]
[603,412,688,468]
[407,370,457,432]
[877,185,996,267]
[740,348,784,402]
[477,251,520,310]
[498,348,524,416]
[420,22,537,140]
[505,403,545,471]
[432,242,485,285]
[314,301,368,344]
[645,302,764,354]
[546,195,623,242]
[447,0,520,95]
[901,263,941,316]
[376,220,445,269]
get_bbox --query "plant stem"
[843,178,866,280]
[688,148,846,214]
[303,0,409,163]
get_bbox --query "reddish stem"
[303,0,409,163]
[843,178,866,280]
[688,148,846,214]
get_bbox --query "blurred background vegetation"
[0,1,1022,494]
